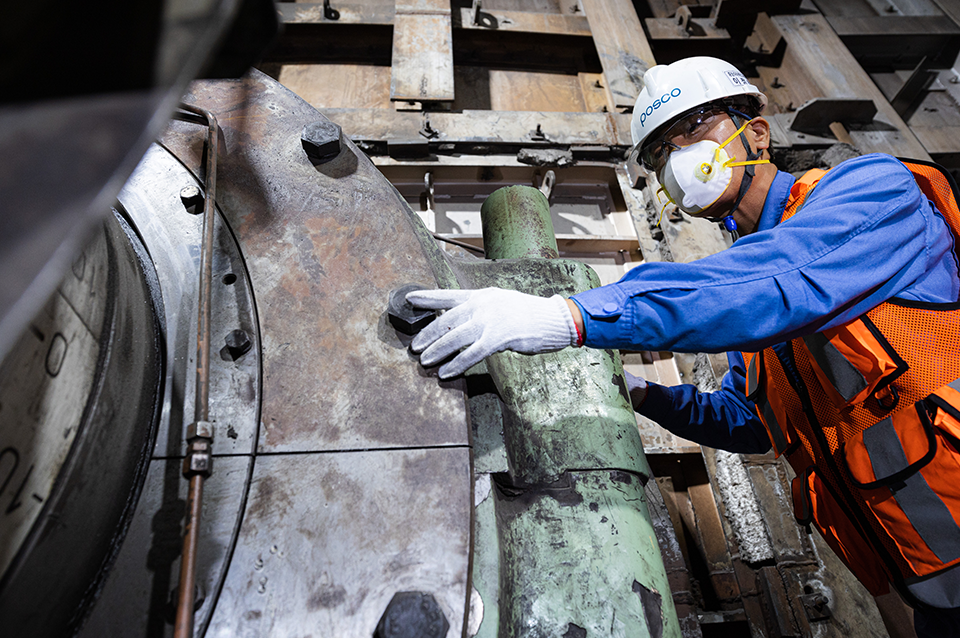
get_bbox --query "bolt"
[222,329,253,361]
[301,120,342,163]
[182,439,213,477]
[387,284,436,335]
[180,185,204,215]
[186,420,214,441]
[375,592,449,638]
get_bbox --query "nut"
[182,441,213,478]
[221,329,253,361]
[301,120,342,163]
[374,592,449,638]
[180,185,204,215]
[187,420,214,440]
[387,284,436,335]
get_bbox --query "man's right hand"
[405,287,580,379]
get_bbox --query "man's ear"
[749,117,771,152]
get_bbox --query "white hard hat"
[630,57,767,149]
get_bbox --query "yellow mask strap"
[714,117,771,169]
[655,186,674,227]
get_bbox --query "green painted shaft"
[466,188,680,638]
[480,185,559,260]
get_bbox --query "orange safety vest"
[741,159,960,608]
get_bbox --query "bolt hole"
[222,273,237,285]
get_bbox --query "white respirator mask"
[657,118,769,216]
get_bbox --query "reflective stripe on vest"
[906,562,960,608]
[745,352,762,401]
[862,416,960,565]
[744,352,791,453]
[802,332,868,402]
[762,399,789,453]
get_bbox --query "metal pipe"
[172,103,220,638]
[174,476,204,637]
[473,185,681,637]
[480,185,558,260]
[179,103,219,425]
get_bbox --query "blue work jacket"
[570,154,960,453]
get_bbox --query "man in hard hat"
[406,56,960,636]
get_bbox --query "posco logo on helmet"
[639,88,682,128]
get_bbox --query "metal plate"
[79,71,473,637]
[205,449,471,637]
[118,145,261,457]
[160,72,469,453]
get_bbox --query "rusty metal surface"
[160,71,469,453]
[118,145,261,458]
[204,449,471,636]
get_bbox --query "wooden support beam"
[322,108,631,146]
[762,13,931,158]
[456,7,591,35]
[826,15,960,67]
[580,0,656,111]
[277,0,395,24]
[391,0,454,103]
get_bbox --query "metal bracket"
[790,98,877,135]
[800,592,831,621]
[419,118,439,140]
[538,170,556,201]
[323,0,340,20]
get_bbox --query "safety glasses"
[638,106,728,171]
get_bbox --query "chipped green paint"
[461,185,679,638]
[480,185,558,260]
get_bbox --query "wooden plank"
[909,126,960,154]
[615,167,664,264]
[453,67,588,112]
[391,0,454,102]
[322,108,623,145]
[827,15,960,35]
[457,7,591,35]
[933,0,960,26]
[480,0,565,11]
[644,16,731,40]
[278,64,392,109]
[278,0,394,24]
[765,13,930,158]
[579,72,611,113]
[488,70,586,112]
[580,0,656,111]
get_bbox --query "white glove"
[406,287,579,379]
[624,370,649,408]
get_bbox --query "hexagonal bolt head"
[387,284,436,335]
[180,185,204,215]
[301,120,342,163]
[186,420,214,441]
[374,592,449,638]
[221,329,253,361]
[182,440,213,478]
